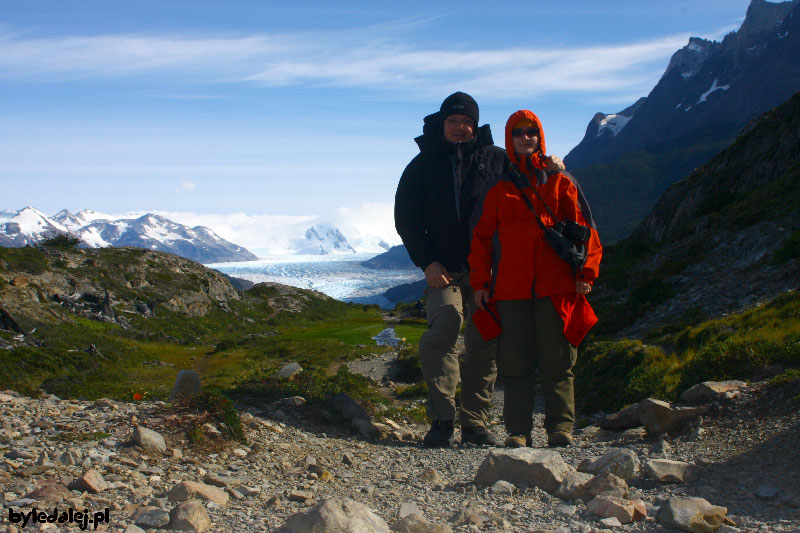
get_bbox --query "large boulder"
[276,497,390,533]
[169,500,211,532]
[169,370,202,401]
[587,495,645,524]
[474,449,572,494]
[638,398,708,435]
[133,425,167,454]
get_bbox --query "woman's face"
[511,127,540,155]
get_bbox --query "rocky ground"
[1,353,799,532]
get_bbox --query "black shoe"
[423,420,454,448]
[461,426,498,446]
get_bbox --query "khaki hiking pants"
[497,297,577,436]
[419,271,497,429]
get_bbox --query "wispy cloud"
[0,23,703,100]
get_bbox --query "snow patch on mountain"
[0,207,69,247]
[596,114,632,137]
[697,79,731,104]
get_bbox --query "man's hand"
[424,261,453,289]
[576,281,592,295]
[545,155,565,171]
[474,289,490,310]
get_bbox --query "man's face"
[511,127,540,155]
[443,114,475,143]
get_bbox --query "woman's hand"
[474,289,490,310]
[545,155,565,171]
[576,281,592,295]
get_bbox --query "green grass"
[576,290,800,413]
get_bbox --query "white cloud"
[0,24,704,100]
[144,202,400,255]
[177,180,196,192]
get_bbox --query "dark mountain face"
[592,91,800,338]
[565,0,800,242]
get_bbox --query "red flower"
[133,393,143,401]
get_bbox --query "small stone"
[399,501,422,519]
[600,516,623,527]
[288,490,314,502]
[419,468,444,485]
[491,480,516,495]
[169,500,211,532]
[24,482,72,503]
[123,525,146,533]
[342,453,355,465]
[136,508,171,528]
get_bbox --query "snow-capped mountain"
[290,224,357,255]
[0,207,70,247]
[2,208,257,263]
[564,0,800,242]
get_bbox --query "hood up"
[505,109,549,176]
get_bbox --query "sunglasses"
[511,127,539,138]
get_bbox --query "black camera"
[554,220,592,243]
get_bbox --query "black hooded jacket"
[394,111,509,274]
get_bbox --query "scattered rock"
[132,425,167,453]
[656,496,729,532]
[168,480,229,506]
[644,459,698,483]
[135,508,171,529]
[474,449,572,493]
[588,495,644,524]
[276,497,391,533]
[580,449,640,480]
[169,500,211,532]
[24,481,72,502]
[69,469,108,493]
[584,473,629,500]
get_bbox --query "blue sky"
[2,0,752,226]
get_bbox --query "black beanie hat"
[440,92,479,126]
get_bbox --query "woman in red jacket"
[469,109,602,447]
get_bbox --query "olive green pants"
[419,272,497,429]
[497,298,577,436]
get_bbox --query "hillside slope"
[591,91,800,339]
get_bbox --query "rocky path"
[1,358,799,532]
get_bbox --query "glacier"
[207,253,423,308]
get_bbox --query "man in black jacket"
[394,92,507,447]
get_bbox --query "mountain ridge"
[565,0,800,242]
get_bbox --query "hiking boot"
[461,426,498,446]
[504,434,531,448]
[547,431,573,447]
[422,420,454,448]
